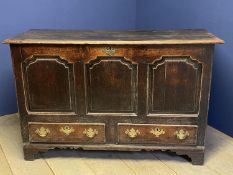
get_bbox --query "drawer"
[118,124,198,145]
[29,122,105,143]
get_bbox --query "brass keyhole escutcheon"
[35,127,50,137]
[125,128,140,138]
[60,126,75,136]
[83,128,98,138]
[175,129,189,140]
[102,46,116,56]
[150,127,165,137]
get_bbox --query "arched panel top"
[151,56,202,71]
[148,55,203,115]
[88,56,134,70]
[22,55,75,113]
[23,55,70,70]
[85,56,137,114]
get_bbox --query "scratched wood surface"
[0,113,233,175]
[3,29,224,44]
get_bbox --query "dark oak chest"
[4,29,223,165]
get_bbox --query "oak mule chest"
[4,29,223,165]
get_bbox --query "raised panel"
[86,57,137,115]
[23,55,75,113]
[148,56,202,115]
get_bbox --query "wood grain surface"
[3,29,224,44]
[29,122,105,143]
[117,123,198,145]
[4,30,223,165]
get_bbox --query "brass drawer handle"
[125,128,140,138]
[175,129,189,140]
[60,126,75,136]
[83,128,98,138]
[103,47,116,56]
[35,127,50,137]
[150,127,165,137]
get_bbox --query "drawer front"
[29,123,105,143]
[118,124,197,145]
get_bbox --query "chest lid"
[3,29,224,45]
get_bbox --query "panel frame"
[9,43,214,150]
[85,56,138,116]
[147,56,203,117]
[22,55,76,115]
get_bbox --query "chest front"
[4,29,223,165]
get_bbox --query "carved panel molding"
[148,56,203,115]
[85,56,138,115]
[23,55,75,114]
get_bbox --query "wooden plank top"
[3,29,224,45]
